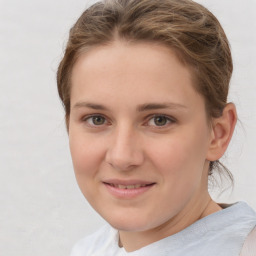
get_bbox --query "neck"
[119,193,221,252]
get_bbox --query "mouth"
[105,183,153,189]
[102,180,156,199]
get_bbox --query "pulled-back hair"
[57,0,233,178]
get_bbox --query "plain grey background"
[0,0,255,255]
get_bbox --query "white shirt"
[71,202,256,256]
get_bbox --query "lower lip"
[103,183,155,199]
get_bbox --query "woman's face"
[69,41,214,234]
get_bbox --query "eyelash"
[82,114,109,127]
[145,114,176,128]
[82,114,176,128]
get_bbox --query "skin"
[68,41,237,252]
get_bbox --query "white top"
[71,202,256,256]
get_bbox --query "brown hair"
[57,0,233,177]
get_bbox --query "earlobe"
[206,103,237,161]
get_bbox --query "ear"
[206,103,237,161]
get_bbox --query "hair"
[57,0,233,180]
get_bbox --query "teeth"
[113,184,148,189]
[118,185,127,189]
[127,185,136,189]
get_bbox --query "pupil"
[93,116,104,125]
[154,116,167,126]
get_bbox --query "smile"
[108,184,150,189]
[102,180,155,199]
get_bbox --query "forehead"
[70,41,202,110]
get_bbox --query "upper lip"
[102,179,155,186]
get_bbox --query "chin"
[110,222,150,232]
[102,212,160,232]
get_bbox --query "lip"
[102,179,156,199]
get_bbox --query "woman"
[57,0,256,255]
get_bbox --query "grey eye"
[87,116,106,125]
[153,116,168,126]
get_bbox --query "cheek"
[146,134,209,212]
[147,130,209,180]
[69,132,105,178]
[69,133,107,203]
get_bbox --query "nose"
[105,125,144,171]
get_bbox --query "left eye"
[86,116,107,126]
[148,115,172,126]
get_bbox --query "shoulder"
[182,202,256,255]
[211,201,256,228]
[211,202,256,255]
[70,225,118,256]
[240,226,256,256]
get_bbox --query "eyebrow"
[136,103,187,112]
[73,102,109,110]
[72,101,187,111]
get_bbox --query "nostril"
[105,133,144,170]
[106,157,135,171]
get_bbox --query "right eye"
[84,115,107,126]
